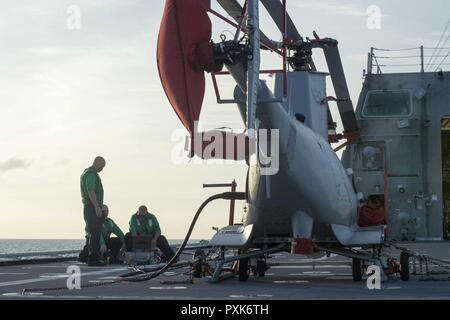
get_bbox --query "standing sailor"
[80,156,107,266]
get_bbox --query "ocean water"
[0,239,86,255]
[0,239,199,255]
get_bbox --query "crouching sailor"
[79,205,125,264]
[99,205,125,264]
[124,205,175,261]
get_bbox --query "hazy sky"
[1,0,449,239]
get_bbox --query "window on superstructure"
[362,90,412,117]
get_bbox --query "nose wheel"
[256,259,268,277]
[192,249,205,278]
[352,258,363,281]
[238,258,250,282]
[400,251,410,281]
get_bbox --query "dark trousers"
[79,236,89,263]
[83,204,105,262]
[107,237,123,260]
[124,233,175,261]
[79,237,122,263]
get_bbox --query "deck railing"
[367,46,450,74]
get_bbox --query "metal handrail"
[367,46,450,74]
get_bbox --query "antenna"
[426,19,450,71]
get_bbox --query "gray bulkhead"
[342,71,450,241]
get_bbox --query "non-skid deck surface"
[0,251,449,300]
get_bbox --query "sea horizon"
[0,238,203,255]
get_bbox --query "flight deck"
[1,244,449,300]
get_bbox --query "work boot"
[107,256,122,265]
[78,251,88,263]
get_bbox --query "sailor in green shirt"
[129,209,161,237]
[79,205,125,264]
[99,205,125,264]
[124,205,175,261]
[80,156,107,266]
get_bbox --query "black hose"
[21,191,246,293]
[119,261,191,279]
[119,191,246,282]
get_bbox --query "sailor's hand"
[151,239,157,248]
[95,206,103,218]
[100,245,107,254]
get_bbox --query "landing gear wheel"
[192,249,204,278]
[238,258,250,282]
[400,251,410,281]
[256,260,267,277]
[352,258,362,282]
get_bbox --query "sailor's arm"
[111,221,125,242]
[99,234,107,254]
[99,235,106,246]
[88,191,102,217]
[152,219,162,247]
[129,216,138,237]
[151,230,160,248]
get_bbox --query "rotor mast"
[214,0,360,145]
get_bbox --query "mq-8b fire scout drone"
[156,0,421,283]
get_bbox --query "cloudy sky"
[0,0,449,239]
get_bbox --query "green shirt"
[129,213,161,237]
[99,218,125,246]
[80,167,104,206]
